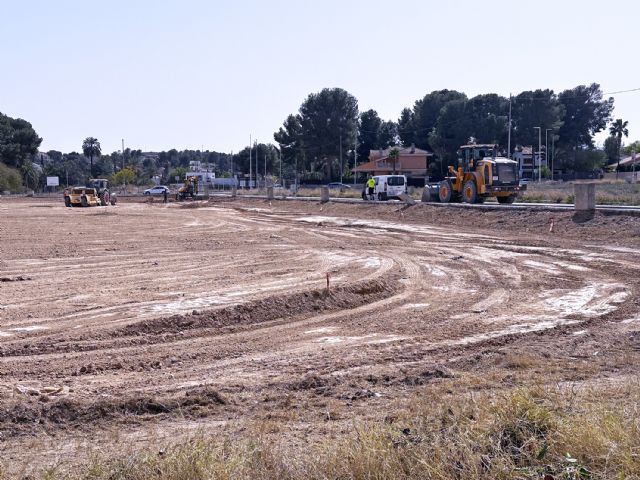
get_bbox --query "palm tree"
[82,137,101,179]
[388,147,400,174]
[609,119,629,178]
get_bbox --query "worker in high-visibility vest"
[366,175,375,200]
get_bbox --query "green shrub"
[0,162,22,192]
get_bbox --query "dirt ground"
[1,196,639,476]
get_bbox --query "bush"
[0,162,23,192]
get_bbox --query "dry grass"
[19,382,640,480]
[521,181,640,205]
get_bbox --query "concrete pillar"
[574,182,595,211]
[320,186,330,203]
[267,186,274,200]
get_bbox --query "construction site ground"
[1,196,639,476]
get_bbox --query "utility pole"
[339,134,343,184]
[534,127,542,182]
[121,138,125,169]
[545,129,552,181]
[279,149,282,187]
[249,134,252,190]
[551,136,555,181]
[507,94,512,159]
[264,145,267,186]
[353,135,358,185]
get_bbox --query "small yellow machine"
[434,144,525,204]
[63,187,103,207]
[176,176,199,200]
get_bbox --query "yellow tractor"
[433,144,525,204]
[63,187,103,207]
[176,176,199,200]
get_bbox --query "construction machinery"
[428,144,525,204]
[63,179,117,207]
[63,187,103,207]
[176,176,199,200]
[88,178,117,206]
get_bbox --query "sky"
[1,0,638,154]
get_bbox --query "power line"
[604,87,640,95]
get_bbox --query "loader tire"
[110,194,117,206]
[81,195,88,207]
[438,181,452,203]
[462,180,478,204]
[64,196,71,207]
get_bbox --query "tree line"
[0,82,636,191]
[273,83,628,181]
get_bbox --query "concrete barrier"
[574,182,596,211]
[267,187,274,200]
[320,186,330,203]
[231,186,237,198]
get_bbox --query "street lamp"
[545,129,553,180]
[534,127,542,182]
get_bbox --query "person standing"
[163,188,168,204]
[366,175,375,200]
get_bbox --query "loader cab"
[457,144,498,171]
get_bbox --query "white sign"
[46,176,59,187]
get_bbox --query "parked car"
[143,185,170,195]
[327,182,352,189]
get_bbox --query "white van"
[372,175,407,200]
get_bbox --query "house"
[512,146,546,179]
[617,154,640,170]
[352,145,432,186]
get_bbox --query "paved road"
[211,192,640,215]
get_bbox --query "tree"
[428,99,470,172]
[397,108,416,147]
[388,147,400,174]
[604,135,619,164]
[111,167,136,186]
[557,84,614,150]
[623,141,640,156]
[511,90,564,149]
[274,114,304,174]
[357,110,382,162]
[297,88,359,180]
[428,94,509,172]
[356,112,398,165]
[465,94,509,146]
[0,112,42,169]
[609,118,629,176]
[82,137,101,178]
[378,121,399,148]
[412,90,467,150]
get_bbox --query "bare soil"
[1,196,639,476]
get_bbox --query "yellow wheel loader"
[429,144,525,204]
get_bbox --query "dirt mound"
[0,386,227,436]
[116,279,398,337]
[0,276,31,282]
